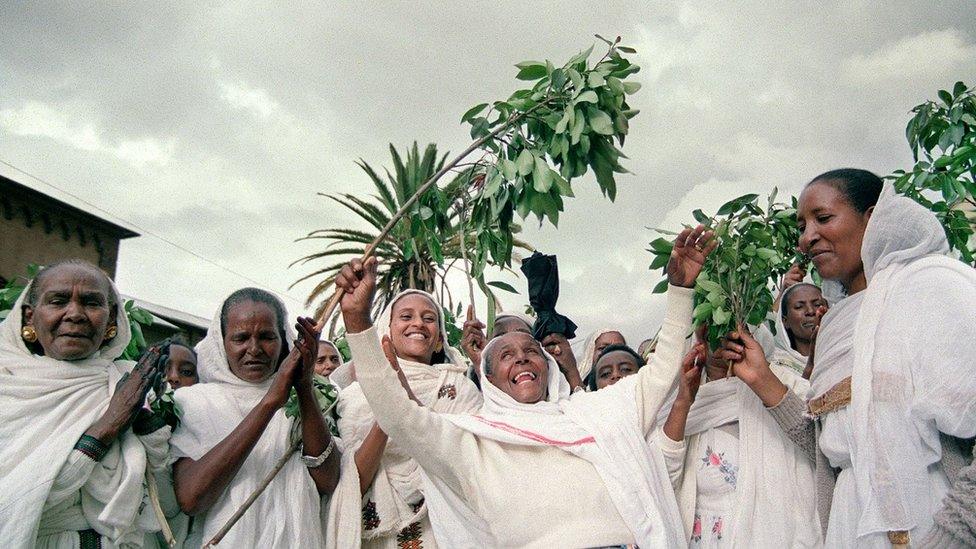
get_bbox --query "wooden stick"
[204,400,339,547]
[146,469,177,548]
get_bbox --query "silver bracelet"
[300,436,337,468]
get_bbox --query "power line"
[0,158,310,308]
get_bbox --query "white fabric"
[576,327,617,383]
[324,289,482,549]
[424,334,685,548]
[169,292,328,548]
[0,274,166,547]
[848,185,976,538]
[771,283,820,375]
[674,365,822,547]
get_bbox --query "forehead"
[787,285,823,304]
[317,341,339,355]
[493,331,541,353]
[392,293,439,314]
[36,264,111,296]
[595,331,625,344]
[494,316,531,333]
[168,345,197,364]
[798,181,849,215]
[225,300,278,328]
[596,350,638,368]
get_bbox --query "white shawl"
[422,347,685,548]
[576,327,617,383]
[0,276,166,547]
[846,185,976,538]
[325,290,482,548]
[169,292,328,548]
[675,365,822,547]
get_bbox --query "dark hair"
[807,168,883,213]
[220,287,290,364]
[26,259,115,307]
[588,344,646,390]
[167,334,198,360]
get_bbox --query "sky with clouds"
[2,1,974,347]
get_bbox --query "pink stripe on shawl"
[473,416,596,446]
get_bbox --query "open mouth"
[511,371,537,385]
[405,332,428,341]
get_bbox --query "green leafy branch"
[647,190,799,349]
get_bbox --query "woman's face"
[315,342,342,377]
[783,285,826,342]
[223,301,282,383]
[486,332,549,404]
[593,331,625,362]
[797,182,872,290]
[166,344,199,389]
[22,264,115,361]
[594,350,641,390]
[389,294,441,364]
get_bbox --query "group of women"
[1,168,974,548]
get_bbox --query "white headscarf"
[421,337,685,548]
[845,185,976,538]
[494,310,535,331]
[772,282,821,375]
[0,270,165,547]
[169,291,328,548]
[577,327,620,383]
[325,289,482,548]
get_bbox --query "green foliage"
[890,81,976,265]
[648,191,799,349]
[0,264,38,321]
[149,387,181,430]
[462,35,641,279]
[293,142,531,327]
[284,375,340,436]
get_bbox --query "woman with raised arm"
[335,226,715,547]
[0,259,172,547]
[325,289,482,549]
[719,169,976,547]
[170,288,339,547]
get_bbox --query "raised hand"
[677,344,705,404]
[717,325,787,406]
[92,342,168,442]
[541,332,582,390]
[336,257,378,333]
[460,305,486,369]
[292,317,321,391]
[667,225,717,288]
[781,262,806,290]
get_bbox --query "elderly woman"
[315,339,342,378]
[170,288,339,547]
[771,282,827,378]
[334,226,715,547]
[589,344,646,391]
[325,289,482,549]
[722,169,976,547]
[0,259,172,547]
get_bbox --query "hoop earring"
[105,325,118,339]
[21,325,38,343]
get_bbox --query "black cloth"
[519,251,577,340]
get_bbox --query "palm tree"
[291,142,532,332]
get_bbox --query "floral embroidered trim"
[691,514,703,542]
[701,446,738,488]
[396,522,423,549]
[437,384,457,400]
[362,500,380,530]
[473,416,596,446]
[711,516,724,540]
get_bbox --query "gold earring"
[21,325,38,343]
[105,325,118,339]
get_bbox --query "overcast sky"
[2,1,975,347]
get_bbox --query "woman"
[721,169,976,547]
[171,288,339,547]
[315,339,342,378]
[771,282,827,377]
[577,328,626,384]
[0,259,172,547]
[335,225,716,547]
[164,337,199,389]
[325,289,482,549]
[659,325,821,547]
[589,343,645,391]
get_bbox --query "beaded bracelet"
[74,434,110,462]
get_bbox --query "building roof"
[0,167,140,239]
[122,294,210,332]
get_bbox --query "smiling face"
[594,350,641,390]
[783,285,826,343]
[222,300,283,383]
[315,341,342,376]
[22,264,116,361]
[485,332,550,404]
[797,182,873,292]
[592,331,625,362]
[389,293,442,365]
[166,344,199,389]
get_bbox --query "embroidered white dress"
[690,424,739,547]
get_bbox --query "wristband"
[300,436,337,468]
[75,434,110,462]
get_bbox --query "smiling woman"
[0,259,173,547]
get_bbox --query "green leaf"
[652,279,669,294]
[517,149,534,176]
[649,253,669,269]
[533,157,553,192]
[419,206,434,220]
[461,103,489,123]
[500,158,517,180]
[486,280,519,294]
[576,90,598,104]
[649,237,673,253]
[568,68,584,91]
[697,279,722,294]
[711,307,731,326]
[515,61,548,81]
[938,89,953,105]
[587,71,605,88]
[622,81,642,94]
[693,302,714,323]
[586,108,614,135]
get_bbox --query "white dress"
[690,424,740,547]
